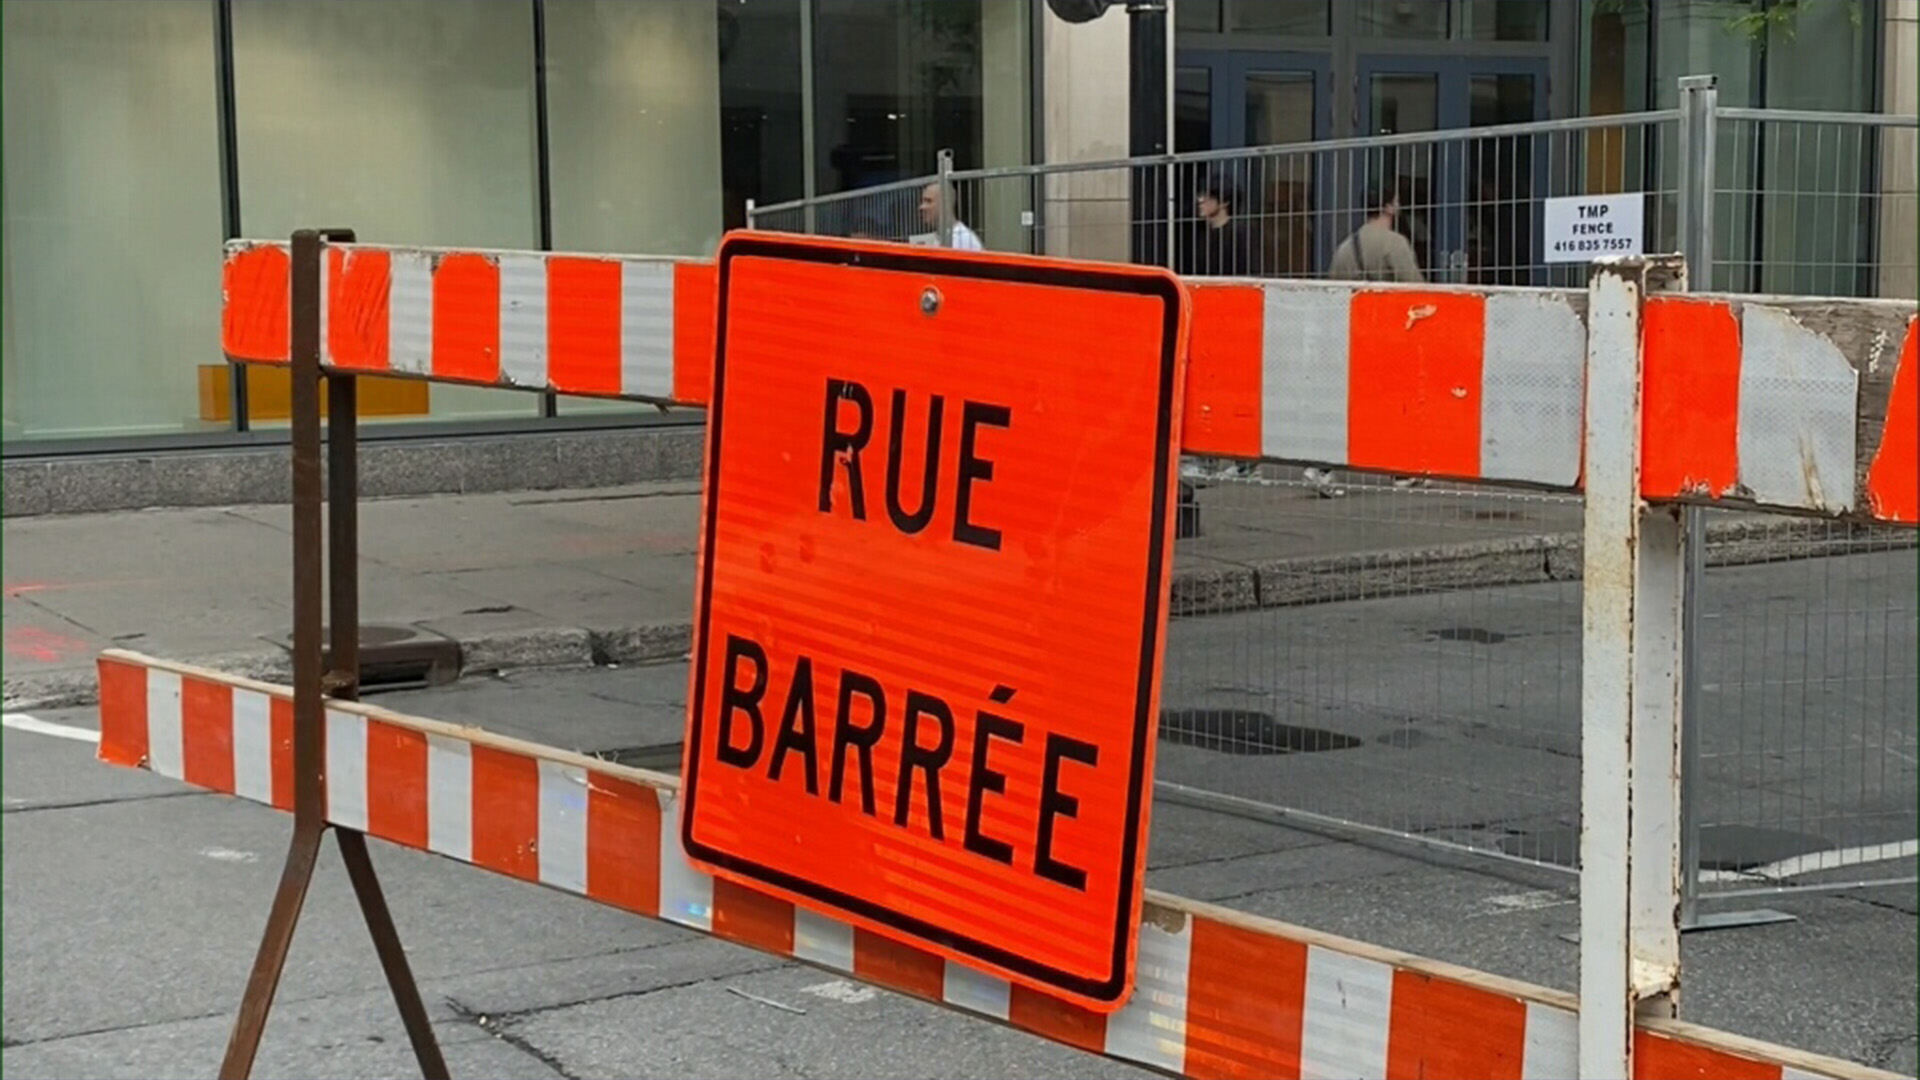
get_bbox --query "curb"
[7,518,1909,712]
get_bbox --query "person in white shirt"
[918,183,984,251]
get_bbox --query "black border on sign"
[682,234,1183,1006]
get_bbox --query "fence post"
[1674,74,1714,934]
[744,197,757,231]
[1578,254,1688,1080]
[937,149,957,249]
[1672,76,1799,934]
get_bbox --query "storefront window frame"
[3,0,1032,458]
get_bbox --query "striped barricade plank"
[94,650,1904,1080]
[221,240,1915,525]
[222,240,714,404]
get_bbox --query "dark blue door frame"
[1355,54,1551,282]
[1177,49,1333,150]
[1176,49,1332,274]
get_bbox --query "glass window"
[1356,0,1449,38]
[1176,67,1213,153]
[1228,0,1331,35]
[1755,0,1878,296]
[1462,0,1549,41]
[545,0,731,417]
[811,0,1026,248]
[2,1,225,443]
[1579,0,1650,116]
[718,0,806,232]
[1178,0,1224,33]
[231,0,542,424]
[1245,72,1315,146]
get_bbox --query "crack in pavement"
[10,592,105,637]
[1868,1031,1918,1070]
[456,958,796,1025]
[1147,839,1336,872]
[444,997,583,1080]
[0,1006,238,1050]
[2,790,206,815]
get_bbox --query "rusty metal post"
[324,338,450,1079]
[219,228,331,1080]
[219,228,446,1080]
[1578,254,1688,1080]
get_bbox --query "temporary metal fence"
[747,80,1920,909]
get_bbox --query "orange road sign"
[680,233,1191,1011]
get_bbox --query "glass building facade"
[1,0,1894,453]
[1,0,1034,448]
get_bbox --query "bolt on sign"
[681,233,1192,1011]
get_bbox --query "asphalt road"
[5,665,1915,1078]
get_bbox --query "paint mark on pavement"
[2,712,99,744]
[801,979,878,1004]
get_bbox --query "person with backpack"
[1309,183,1427,498]
[1329,183,1424,284]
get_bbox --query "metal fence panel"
[745,100,1920,898]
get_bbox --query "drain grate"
[1157,709,1362,756]
[272,624,461,693]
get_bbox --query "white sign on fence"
[1543,192,1645,263]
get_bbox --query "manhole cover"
[1429,626,1509,644]
[1158,709,1362,756]
[270,623,460,691]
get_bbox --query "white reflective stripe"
[941,962,1011,1021]
[620,260,676,399]
[1102,918,1191,1074]
[1520,1001,1579,1080]
[1299,946,1393,1080]
[537,760,589,894]
[1738,303,1859,513]
[426,734,472,862]
[325,708,368,832]
[317,248,331,367]
[230,689,274,804]
[498,254,549,389]
[793,907,855,972]
[1482,291,1586,487]
[388,250,435,375]
[656,790,712,932]
[1783,1067,1840,1080]
[1262,284,1350,464]
[145,669,184,780]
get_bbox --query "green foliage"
[1589,0,1864,45]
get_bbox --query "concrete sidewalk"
[0,474,1890,708]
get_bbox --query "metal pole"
[1681,73,1712,933]
[323,365,448,1079]
[1578,254,1688,1080]
[1674,73,1714,935]
[937,148,957,248]
[1672,76,1797,935]
[1127,0,1168,268]
[799,0,818,234]
[218,228,331,1080]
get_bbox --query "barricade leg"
[217,228,446,1080]
[1578,254,1689,1079]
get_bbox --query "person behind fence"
[1328,183,1424,284]
[1183,173,1262,277]
[918,182,984,251]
